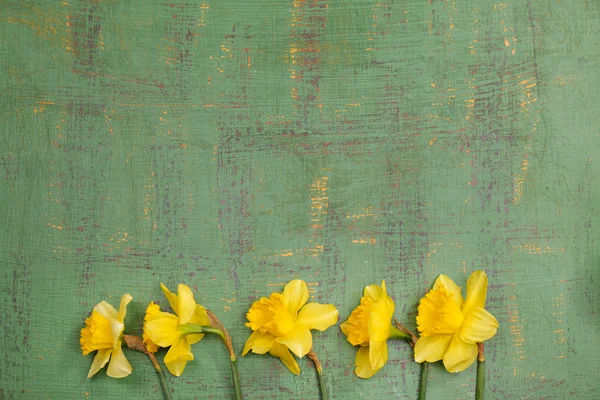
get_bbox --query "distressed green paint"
[0,0,598,399]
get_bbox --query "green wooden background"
[1,0,598,399]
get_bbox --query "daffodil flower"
[80,294,133,378]
[414,270,499,373]
[242,279,339,374]
[340,280,401,378]
[144,283,211,376]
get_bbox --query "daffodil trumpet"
[122,335,173,400]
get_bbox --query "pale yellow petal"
[164,338,194,377]
[160,283,179,314]
[243,331,276,355]
[109,319,125,347]
[355,346,383,379]
[282,279,309,317]
[363,280,388,301]
[368,299,394,342]
[186,304,210,344]
[442,334,478,373]
[93,301,118,320]
[460,307,499,344]
[87,348,112,379]
[433,275,464,308]
[176,284,196,325]
[463,271,488,315]
[277,327,313,358]
[106,342,132,378]
[145,312,180,347]
[414,334,453,363]
[268,342,301,375]
[296,303,339,331]
[368,340,388,371]
[116,294,133,323]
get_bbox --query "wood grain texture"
[0,0,598,399]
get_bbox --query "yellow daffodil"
[340,281,396,378]
[144,283,211,376]
[414,270,499,373]
[242,279,339,374]
[80,294,133,379]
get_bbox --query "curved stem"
[122,335,172,400]
[475,343,485,400]
[419,362,428,400]
[183,322,242,400]
[149,353,174,400]
[307,350,327,400]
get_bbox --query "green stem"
[388,325,412,343]
[419,362,428,400]
[182,324,242,400]
[230,355,243,400]
[475,343,485,400]
[476,360,485,400]
[149,353,173,400]
[307,350,327,400]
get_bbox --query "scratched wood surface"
[1,1,599,399]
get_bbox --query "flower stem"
[149,352,174,400]
[183,314,243,400]
[419,362,428,400]
[307,349,327,400]
[122,335,172,400]
[476,343,485,400]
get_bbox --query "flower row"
[81,271,498,399]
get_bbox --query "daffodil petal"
[277,327,313,358]
[145,312,180,347]
[94,301,118,320]
[190,304,211,326]
[116,294,133,323]
[368,340,388,370]
[460,307,499,344]
[296,303,339,331]
[243,331,276,355]
[164,338,194,377]
[355,346,383,379]
[463,271,488,315]
[368,299,394,342]
[433,275,464,307]
[282,279,309,317]
[87,348,112,379]
[109,319,125,347]
[442,334,478,373]
[160,283,179,315]
[363,281,384,301]
[268,342,301,375]
[176,284,196,325]
[106,342,132,378]
[414,334,453,363]
[186,304,210,345]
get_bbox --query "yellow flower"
[144,283,211,376]
[340,281,395,378]
[414,271,499,373]
[80,294,133,379]
[242,279,339,374]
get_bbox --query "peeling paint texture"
[0,0,599,399]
